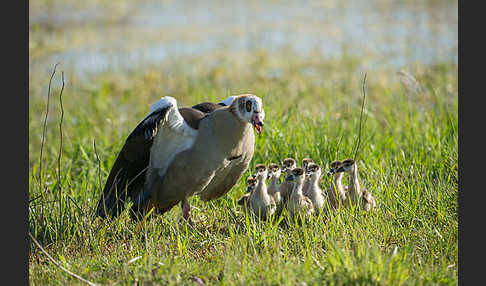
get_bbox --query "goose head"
[301,158,314,171]
[282,158,297,174]
[246,177,258,193]
[335,159,356,174]
[285,167,305,184]
[254,164,268,180]
[230,94,265,134]
[267,163,281,179]
[327,160,343,176]
[306,163,322,180]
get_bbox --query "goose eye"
[246,100,252,112]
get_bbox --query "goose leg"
[181,199,193,226]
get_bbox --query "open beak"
[251,112,264,135]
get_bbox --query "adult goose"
[96,94,265,222]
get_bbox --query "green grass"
[29,51,458,285]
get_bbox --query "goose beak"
[251,112,264,135]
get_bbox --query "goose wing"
[96,97,202,218]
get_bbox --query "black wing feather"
[191,102,224,114]
[95,106,171,218]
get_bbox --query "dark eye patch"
[246,100,252,112]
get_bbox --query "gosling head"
[327,160,343,176]
[246,177,258,193]
[285,167,305,184]
[301,158,314,172]
[267,163,281,179]
[337,159,356,174]
[282,158,297,174]
[254,164,268,180]
[306,163,322,180]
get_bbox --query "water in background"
[29,0,457,80]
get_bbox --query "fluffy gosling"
[247,164,276,219]
[286,167,314,218]
[305,163,326,212]
[279,158,297,204]
[334,159,376,211]
[267,163,282,204]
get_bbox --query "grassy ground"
[28,51,458,285]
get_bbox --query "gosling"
[334,159,376,211]
[326,160,348,209]
[237,177,258,206]
[301,158,315,198]
[305,163,326,212]
[286,167,314,218]
[279,158,297,205]
[246,164,276,219]
[267,163,282,204]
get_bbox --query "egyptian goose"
[305,163,325,212]
[326,160,348,209]
[286,167,314,218]
[96,95,265,223]
[246,164,276,219]
[334,159,376,211]
[266,163,282,204]
[237,177,258,207]
[301,157,314,198]
[278,158,297,205]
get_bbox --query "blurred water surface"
[29,0,457,80]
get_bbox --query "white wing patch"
[147,97,198,178]
[219,96,237,106]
